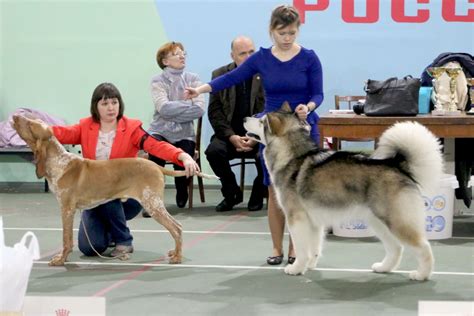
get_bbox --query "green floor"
[1,183,473,315]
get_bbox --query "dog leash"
[80,210,131,261]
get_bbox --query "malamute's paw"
[307,256,319,270]
[409,270,431,281]
[284,263,306,275]
[371,262,392,273]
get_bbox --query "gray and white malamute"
[244,103,443,281]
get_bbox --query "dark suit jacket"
[208,62,265,140]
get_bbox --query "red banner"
[294,0,474,23]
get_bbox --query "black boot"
[176,189,189,208]
[216,190,243,212]
[247,181,266,211]
[175,177,189,208]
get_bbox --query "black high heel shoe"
[287,256,296,264]
[266,255,284,265]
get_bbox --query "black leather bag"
[363,76,421,116]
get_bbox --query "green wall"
[0,0,192,182]
[0,1,4,113]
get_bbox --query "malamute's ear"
[280,101,292,113]
[266,114,283,136]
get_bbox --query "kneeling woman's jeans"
[78,199,142,256]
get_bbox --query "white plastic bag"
[0,216,40,312]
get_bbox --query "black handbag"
[363,76,421,116]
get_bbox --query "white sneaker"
[110,244,134,257]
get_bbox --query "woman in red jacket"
[52,82,199,257]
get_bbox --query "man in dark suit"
[205,36,266,212]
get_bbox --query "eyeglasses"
[169,51,187,57]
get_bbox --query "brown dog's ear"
[280,101,292,113]
[34,140,47,179]
[29,120,52,140]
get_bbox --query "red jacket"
[52,116,184,165]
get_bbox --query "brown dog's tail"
[157,166,219,180]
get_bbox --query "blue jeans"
[77,199,142,256]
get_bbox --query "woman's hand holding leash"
[178,153,200,177]
[295,102,317,121]
[295,104,309,121]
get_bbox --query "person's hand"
[184,87,199,100]
[178,153,200,177]
[295,103,309,121]
[184,84,212,100]
[241,136,257,149]
[229,135,254,152]
[229,135,245,152]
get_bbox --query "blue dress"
[209,46,324,185]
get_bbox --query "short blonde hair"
[156,41,185,69]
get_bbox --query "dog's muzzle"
[246,132,261,141]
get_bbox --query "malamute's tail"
[371,121,444,193]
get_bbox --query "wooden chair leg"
[240,158,246,198]
[333,138,340,151]
[188,157,205,208]
[188,176,194,209]
[196,157,205,203]
[198,176,205,202]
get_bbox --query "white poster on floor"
[418,301,474,316]
[22,296,105,316]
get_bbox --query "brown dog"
[12,115,216,266]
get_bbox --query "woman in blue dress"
[185,4,324,266]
